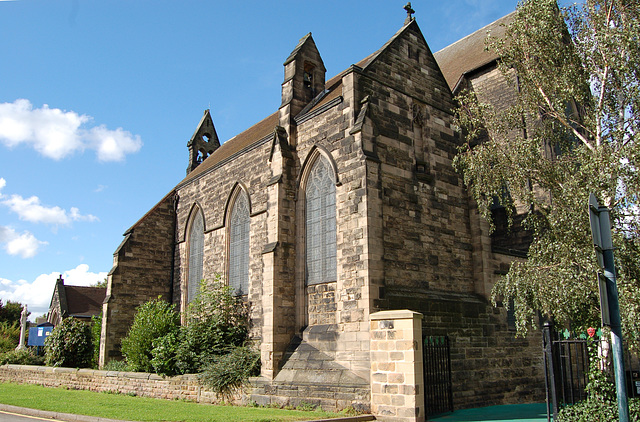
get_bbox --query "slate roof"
[433,12,515,93]
[49,277,106,323]
[64,285,106,318]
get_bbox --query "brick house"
[100,10,544,418]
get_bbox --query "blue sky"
[0,0,520,318]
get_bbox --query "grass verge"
[0,382,342,422]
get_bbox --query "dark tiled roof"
[433,12,515,92]
[64,286,106,317]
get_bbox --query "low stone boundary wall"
[0,364,241,404]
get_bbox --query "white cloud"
[0,226,48,258]
[0,99,142,161]
[88,125,143,162]
[0,264,108,320]
[0,179,98,225]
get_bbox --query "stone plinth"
[370,310,424,422]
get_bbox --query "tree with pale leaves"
[454,0,640,350]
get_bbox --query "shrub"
[557,338,640,421]
[0,321,20,353]
[91,313,102,369]
[103,359,130,371]
[174,278,249,374]
[0,349,45,365]
[120,298,179,373]
[150,330,182,376]
[557,398,640,421]
[0,300,27,324]
[45,318,93,368]
[198,346,260,400]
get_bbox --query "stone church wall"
[98,16,547,413]
[388,293,545,409]
[295,83,372,378]
[100,193,175,364]
[358,23,475,298]
[355,22,546,410]
[173,139,273,339]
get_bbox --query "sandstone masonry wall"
[358,22,545,411]
[388,292,545,410]
[359,22,475,297]
[0,365,241,405]
[174,139,273,371]
[101,193,175,365]
[370,310,425,422]
[294,84,371,378]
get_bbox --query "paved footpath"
[0,405,130,422]
[0,404,375,422]
[430,403,549,422]
[0,402,548,422]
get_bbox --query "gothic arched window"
[229,191,250,295]
[305,156,336,285]
[187,211,204,303]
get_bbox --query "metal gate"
[423,335,453,418]
[542,322,590,420]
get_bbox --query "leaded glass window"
[306,156,336,285]
[187,211,204,303]
[229,191,250,295]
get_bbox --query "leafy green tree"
[45,318,93,368]
[92,278,108,288]
[0,300,28,324]
[120,298,179,373]
[0,321,20,352]
[454,0,640,347]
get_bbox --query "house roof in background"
[64,285,105,317]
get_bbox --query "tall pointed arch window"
[187,211,204,303]
[305,155,336,284]
[229,191,250,295]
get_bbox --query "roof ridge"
[434,11,515,55]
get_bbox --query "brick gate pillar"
[370,310,425,422]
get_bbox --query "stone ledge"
[371,310,423,321]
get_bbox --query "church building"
[99,7,544,417]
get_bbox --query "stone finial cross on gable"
[404,2,415,24]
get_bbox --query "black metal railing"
[423,335,453,418]
[543,322,591,421]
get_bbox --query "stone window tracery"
[187,211,204,303]
[229,191,250,295]
[305,156,336,285]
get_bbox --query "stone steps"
[249,327,370,412]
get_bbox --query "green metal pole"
[597,205,630,422]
